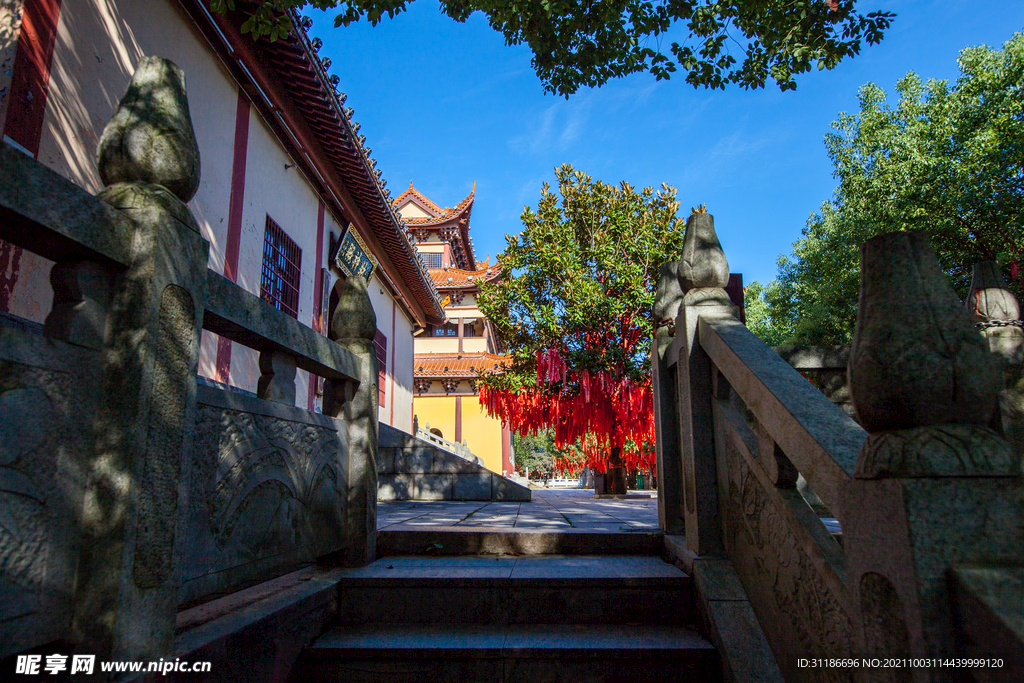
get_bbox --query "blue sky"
[311,1,1024,285]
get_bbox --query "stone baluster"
[71,56,209,670]
[322,275,378,566]
[966,261,1024,455]
[843,232,1023,662]
[44,261,114,350]
[673,209,737,555]
[257,349,297,405]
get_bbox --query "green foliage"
[514,429,582,473]
[758,33,1024,344]
[742,280,788,346]
[224,0,893,96]
[477,164,686,388]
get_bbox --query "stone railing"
[0,57,377,668]
[773,345,855,421]
[414,422,483,465]
[654,214,1024,680]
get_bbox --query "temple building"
[0,0,446,434]
[394,183,514,476]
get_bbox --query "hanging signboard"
[331,224,377,280]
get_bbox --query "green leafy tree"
[476,164,685,492]
[514,429,586,476]
[743,280,788,346]
[513,431,555,475]
[754,33,1024,345]
[221,0,894,96]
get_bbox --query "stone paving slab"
[377,488,659,533]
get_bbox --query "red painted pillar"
[0,0,62,309]
[501,425,511,476]
[454,395,462,444]
[215,91,251,384]
[389,299,396,425]
[307,202,326,411]
[3,0,62,156]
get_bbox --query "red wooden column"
[389,299,396,424]
[307,202,325,411]
[1,0,63,310]
[215,91,251,384]
[454,395,462,444]
[3,0,62,156]
[501,425,512,476]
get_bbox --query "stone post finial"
[851,232,998,433]
[98,56,200,202]
[330,276,377,343]
[653,262,683,326]
[324,275,378,566]
[677,212,732,307]
[850,232,1015,477]
[966,261,1020,324]
[844,235,1022,663]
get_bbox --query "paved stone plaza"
[378,488,659,532]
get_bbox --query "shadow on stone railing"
[654,215,1024,680]
[0,57,377,669]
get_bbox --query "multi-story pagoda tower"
[393,183,514,476]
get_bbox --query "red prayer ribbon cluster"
[479,347,656,474]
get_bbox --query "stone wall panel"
[179,392,347,605]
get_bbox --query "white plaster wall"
[38,0,238,267]
[11,0,239,326]
[229,110,321,396]
[10,0,422,422]
[390,302,415,433]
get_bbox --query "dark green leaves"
[752,32,1024,345]
[477,165,686,388]
[222,0,893,95]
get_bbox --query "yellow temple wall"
[414,396,456,443]
[413,395,505,475]
[415,337,460,354]
[461,396,504,474]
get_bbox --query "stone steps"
[378,527,665,556]
[290,555,720,682]
[298,623,717,683]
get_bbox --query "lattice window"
[260,216,302,319]
[432,322,459,337]
[421,252,442,269]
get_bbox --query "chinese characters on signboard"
[332,226,377,280]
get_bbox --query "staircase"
[290,544,720,682]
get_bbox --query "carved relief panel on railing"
[179,389,347,605]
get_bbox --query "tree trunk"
[606,446,627,495]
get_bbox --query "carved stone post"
[323,276,378,566]
[675,210,736,555]
[843,233,1023,666]
[652,261,685,532]
[966,260,1024,455]
[71,57,208,670]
